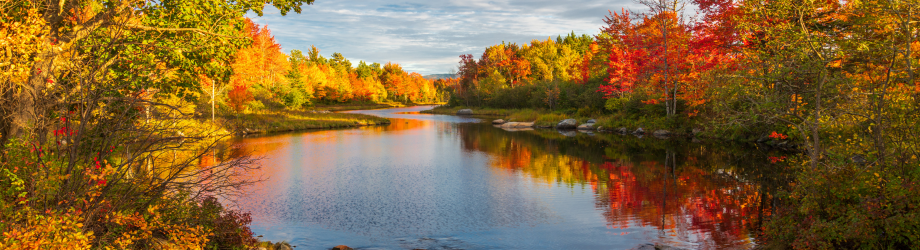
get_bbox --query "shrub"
[765,159,920,249]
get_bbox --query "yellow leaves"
[0,7,48,83]
[0,209,93,250]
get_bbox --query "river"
[223,106,789,249]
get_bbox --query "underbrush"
[0,139,260,249]
[765,157,920,249]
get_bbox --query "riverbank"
[423,105,796,148]
[423,105,695,134]
[220,109,391,135]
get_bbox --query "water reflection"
[224,106,789,249]
[456,121,790,249]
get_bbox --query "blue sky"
[247,0,640,75]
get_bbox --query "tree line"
[214,19,449,114]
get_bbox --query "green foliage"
[766,158,920,249]
[245,100,267,112]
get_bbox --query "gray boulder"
[617,127,628,134]
[586,119,597,124]
[634,127,645,135]
[556,119,578,129]
[457,109,473,115]
[493,119,505,124]
[576,123,594,130]
[501,122,534,128]
[653,130,671,137]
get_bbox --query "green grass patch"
[221,110,390,135]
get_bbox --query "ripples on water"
[217,106,789,249]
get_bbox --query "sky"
[246,0,643,75]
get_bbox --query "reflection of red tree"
[596,160,761,248]
[456,126,769,248]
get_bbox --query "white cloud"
[247,0,642,75]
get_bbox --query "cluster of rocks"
[481,112,706,139]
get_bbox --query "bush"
[765,159,920,249]
[245,100,266,113]
[283,88,309,109]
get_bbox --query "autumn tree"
[0,0,313,247]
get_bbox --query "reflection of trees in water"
[457,123,794,248]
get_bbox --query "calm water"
[223,106,788,249]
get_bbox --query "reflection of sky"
[230,106,760,249]
[246,0,645,75]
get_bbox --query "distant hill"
[423,74,457,80]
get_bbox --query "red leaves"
[598,7,736,107]
[768,156,787,163]
[227,84,253,112]
[769,131,789,140]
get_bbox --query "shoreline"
[423,105,799,150]
[218,102,445,136]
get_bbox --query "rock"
[556,119,578,129]
[617,127,628,134]
[492,119,505,124]
[331,245,353,250]
[586,119,597,124]
[653,130,670,137]
[456,109,473,115]
[576,123,594,130]
[500,122,535,129]
[274,242,294,250]
[633,127,645,135]
[596,126,604,132]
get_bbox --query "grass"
[221,109,390,135]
